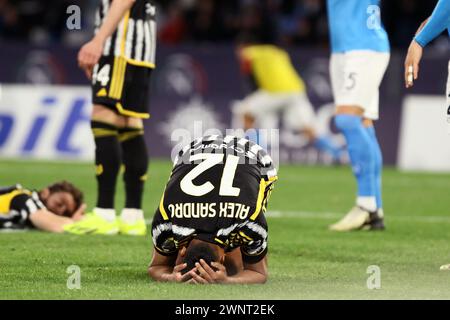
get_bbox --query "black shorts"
[92,55,153,119]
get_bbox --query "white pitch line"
[265,210,450,223]
[144,210,450,225]
[265,210,340,219]
[0,229,29,233]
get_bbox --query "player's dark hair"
[181,242,219,275]
[46,181,84,217]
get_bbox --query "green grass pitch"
[1,159,450,299]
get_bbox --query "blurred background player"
[0,182,85,233]
[76,0,157,235]
[327,0,390,232]
[232,37,344,163]
[403,0,450,270]
[148,135,277,284]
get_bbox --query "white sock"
[120,208,144,224]
[356,197,377,212]
[94,207,116,222]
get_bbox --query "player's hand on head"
[191,259,228,284]
[404,40,423,88]
[77,39,103,79]
[72,203,87,221]
[170,263,193,283]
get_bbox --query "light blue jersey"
[415,0,450,47]
[327,0,390,53]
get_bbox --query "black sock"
[119,127,148,209]
[91,121,121,209]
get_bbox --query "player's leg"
[86,56,132,234]
[284,92,343,162]
[361,54,390,228]
[91,105,122,211]
[64,54,133,235]
[364,118,384,228]
[116,63,152,235]
[79,104,122,235]
[335,108,376,207]
[329,51,388,231]
[232,90,285,145]
[439,61,450,271]
[364,95,385,217]
[256,110,279,149]
[118,117,148,235]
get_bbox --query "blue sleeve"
[415,0,450,47]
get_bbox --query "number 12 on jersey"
[180,154,241,197]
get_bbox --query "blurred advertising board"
[0,85,94,160]
[398,95,450,171]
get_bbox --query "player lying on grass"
[148,135,277,284]
[0,181,85,233]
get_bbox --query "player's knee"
[373,144,383,174]
[122,137,148,180]
[97,151,121,175]
[243,113,255,130]
[334,114,363,131]
[124,117,144,129]
[335,105,364,116]
[92,104,122,126]
[124,156,148,181]
[91,121,121,170]
[362,118,374,128]
[302,127,317,140]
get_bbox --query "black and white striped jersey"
[95,0,157,68]
[151,135,278,264]
[173,135,278,181]
[0,185,45,229]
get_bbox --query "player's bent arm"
[148,249,175,281]
[404,17,431,88]
[415,0,450,47]
[224,256,268,284]
[29,209,75,233]
[148,249,191,282]
[78,0,136,77]
[93,0,136,45]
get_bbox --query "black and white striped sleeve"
[9,192,45,225]
[151,209,177,256]
[239,214,268,264]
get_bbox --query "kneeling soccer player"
[0,181,85,233]
[148,135,277,284]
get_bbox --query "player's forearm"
[93,0,136,44]
[415,0,450,47]
[224,269,267,284]
[148,265,174,282]
[29,210,73,233]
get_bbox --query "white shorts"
[233,90,316,131]
[330,50,390,120]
